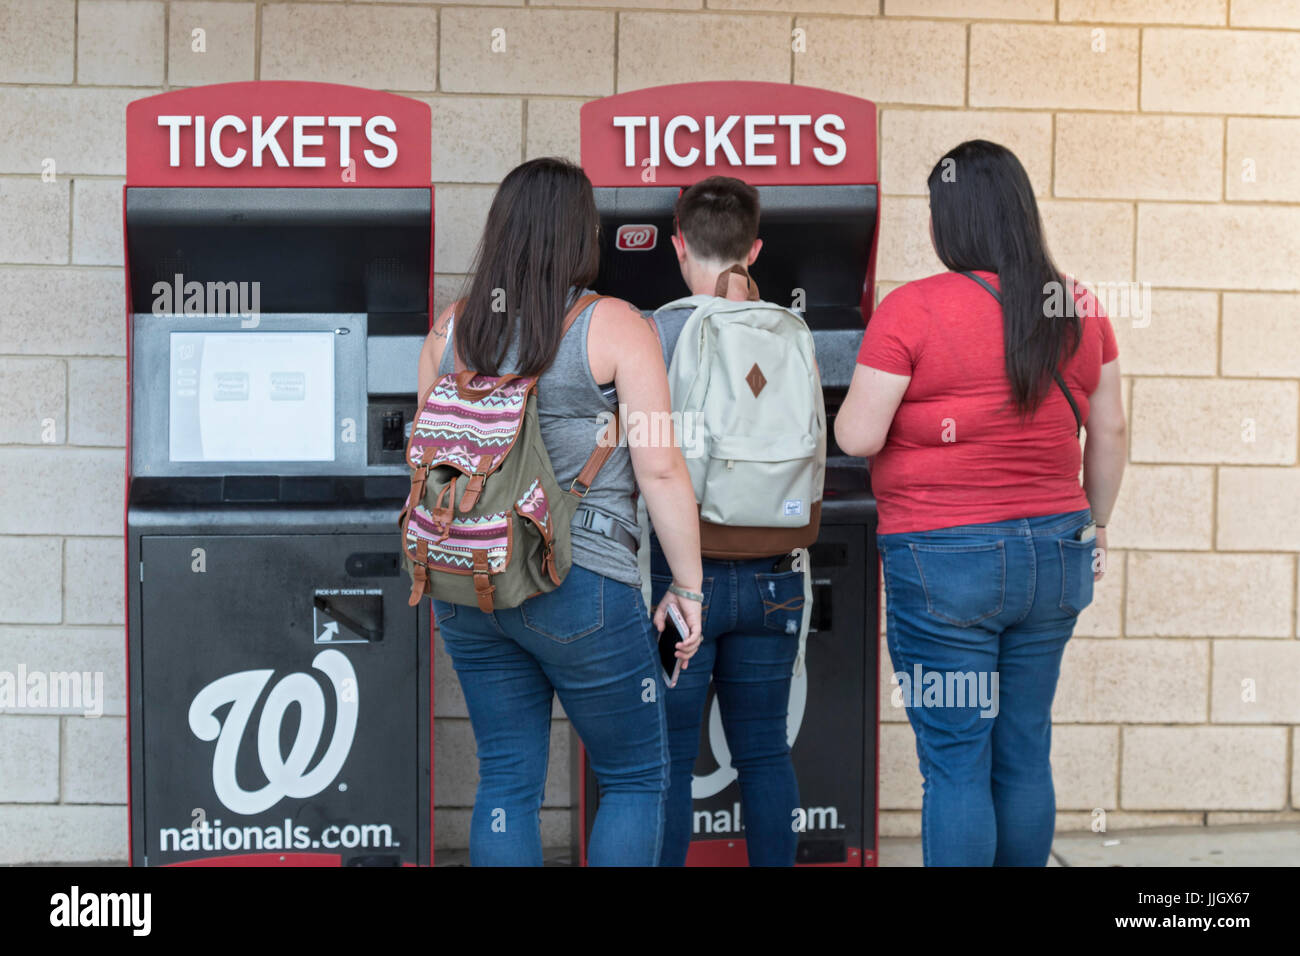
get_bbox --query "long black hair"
[927,140,1081,417]
[454,157,600,377]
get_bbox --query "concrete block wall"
[1,0,1297,861]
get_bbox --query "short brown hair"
[674,175,760,264]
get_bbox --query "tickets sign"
[581,82,876,188]
[126,81,432,188]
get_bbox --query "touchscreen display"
[169,332,335,462]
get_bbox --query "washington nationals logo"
[188,649,358,815]
[615,224,658,251]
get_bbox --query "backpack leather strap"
[471,550,495,613]
[562,292,604,335]
[569,413,620,498]
[560,293,623,498]
[399,466,428,528]
[713,264,760,301]
[407,538,430,606]
[453,369,521,401]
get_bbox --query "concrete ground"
[16,822,1297,866]
[431,822,1300,866]
[880,822,1300,867]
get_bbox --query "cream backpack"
[654,266,826,560]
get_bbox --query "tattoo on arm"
[431,311,452,340]
[622,301,659,333]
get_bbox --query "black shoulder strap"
[958,271,1082,438]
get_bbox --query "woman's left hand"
[653,591,703,669]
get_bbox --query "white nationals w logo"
[188,649,359,815]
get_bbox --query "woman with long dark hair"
[416,158,705,866]
[836,140,1126,866]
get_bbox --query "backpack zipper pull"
[726,459,735,471]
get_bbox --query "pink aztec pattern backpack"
[398,293,618,612]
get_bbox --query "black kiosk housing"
[574,83,881,866]
[123,83,434,866]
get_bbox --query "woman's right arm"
[416,304,456,401]
[1082,357,1126,580]
[588,297,704,652]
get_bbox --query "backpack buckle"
[431,477,456,541]
[471,550,495,613]
[459,472,486,512]
[569,477,592,497]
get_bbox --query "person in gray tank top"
[438,289,639,587]
[415,158,705,867]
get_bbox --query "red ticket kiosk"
[573,82,881,866]
[123,82,435,865]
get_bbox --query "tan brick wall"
[1,0,1296,863]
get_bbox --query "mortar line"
[162,0,170,90]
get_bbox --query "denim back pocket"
[754,570,805,635]
[521,571,604,643]
[1058,538,1096,616]
[432,599,457,628]
[907,540,1006,627]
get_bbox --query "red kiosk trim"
[122,81,436,866]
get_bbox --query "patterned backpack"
[399,293,618,611]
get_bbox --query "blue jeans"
[649,539,803,867]
[434,564,667,867]
[878,508,1094,867]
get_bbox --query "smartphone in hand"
[658,603,688,689]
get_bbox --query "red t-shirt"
[857,270,1119,535]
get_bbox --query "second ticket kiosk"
[124,82,434,865]
[574,82,882,866]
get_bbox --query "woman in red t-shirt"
[836,140,1127,867]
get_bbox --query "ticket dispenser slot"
[574,81,881,868]
[312,592,384,642]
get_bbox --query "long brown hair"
[928,140,1081,417]
[454,157,600,377]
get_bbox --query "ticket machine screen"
[168,331,335,463]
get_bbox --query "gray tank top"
[438,289,640,588]
[651,305,693,368]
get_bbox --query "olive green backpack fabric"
[398,293,618,611]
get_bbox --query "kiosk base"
[127,509,432,867]
[575,469,878,867]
